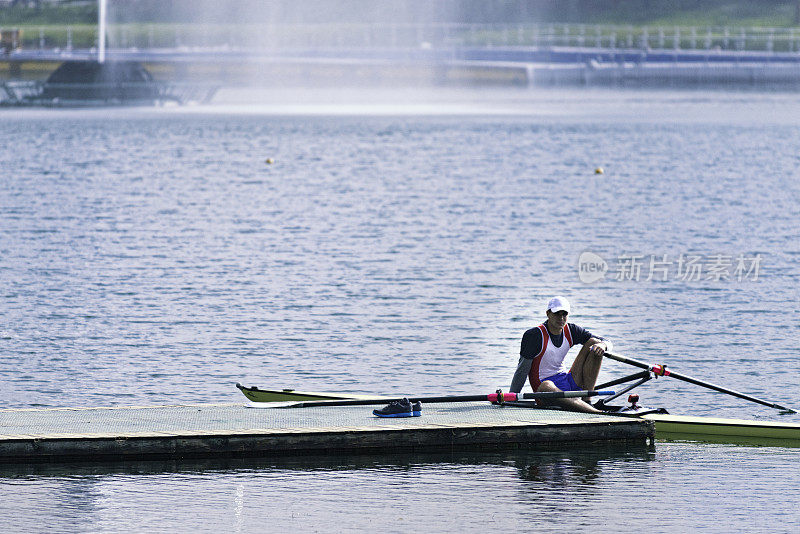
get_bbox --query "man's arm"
[510,327,543,393]
[569,323,612,354]
[510,357,533,393]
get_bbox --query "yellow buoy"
[265,158,274,164]
[594,167,604,175]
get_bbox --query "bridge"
[3,23,800,90]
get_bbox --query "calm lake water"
[1,88,799,532]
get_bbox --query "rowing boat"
[236,351,800,447]
[640,413,800,446]
[235,385,385,403]
[235,384,800,447]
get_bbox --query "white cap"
[547,296,571,314]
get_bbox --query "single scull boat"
[236,352,800,447]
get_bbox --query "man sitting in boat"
[510,296,611,413]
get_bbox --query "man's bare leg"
[537,380,601,414]
[570,339,605,393]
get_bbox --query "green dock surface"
[0,402,653,463]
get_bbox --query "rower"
[510,296,612,413]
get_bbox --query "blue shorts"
[542,372,581,392]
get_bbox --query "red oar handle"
[487,392,519,403]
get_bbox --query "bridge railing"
[4,23,800,54]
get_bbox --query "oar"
[604,351,796,414]
[276,390,615,409]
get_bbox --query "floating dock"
[0,402,653,464]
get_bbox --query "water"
[1,444,797,533]
[1,88,799,532]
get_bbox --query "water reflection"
[1,442,796,531]
[0,443,654,480]
[0,445,658,532]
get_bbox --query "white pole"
[98,0,107,63]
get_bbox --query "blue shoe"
[373,398,413,418]
[411,401,422,417]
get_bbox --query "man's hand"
[589,340,607,356]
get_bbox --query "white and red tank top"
[527,322,574,391]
